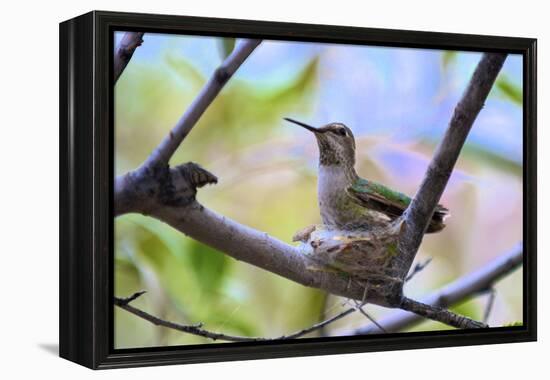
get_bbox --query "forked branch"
[115,291,356,342]
[142,39,262,169]
[353,244,523,334]
[113,38,514,332]
[115,243,522,341]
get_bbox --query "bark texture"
[113,33,513,332]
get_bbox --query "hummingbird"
[285,118,449,233]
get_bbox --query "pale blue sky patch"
[114,31,523,164]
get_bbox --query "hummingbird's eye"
[335,127,347,136]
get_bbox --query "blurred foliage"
[418,139,522,177]
[115,50,319,174]
[219,38,236,59]
[460,143,522,177]
[503,321,523,327]
[495,74,523,105]
[441,50,522,106]
[115,36,523,348]
[441,51,457,70]
[115,45,325,348]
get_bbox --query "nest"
[293,221,408,305]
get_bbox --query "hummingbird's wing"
[346,178,449,233]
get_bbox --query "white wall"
[1,0,545,378]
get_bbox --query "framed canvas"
[59,10,537,369]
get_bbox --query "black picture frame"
[59,10,537,369]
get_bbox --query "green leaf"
[187,239,231,295]
[114,256,139,277]
[117,216,204,308]
[450,300,480,325]
[441,51,457,70]
[114,255,142,298]
[419,138,522,177]
[167,56,320,164]
[164,54,206,88]
[219,38,236,59]
[264,57,319,104]
[461,143,522,177]
[123,215,187,260]
[495,75,522,105]
[199,314,258,337]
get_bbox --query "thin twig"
[400,297,487,329]
[353,243,522,334]
[279,307,356,339]
[115,291,357,342]
[398,53,508,274]
[406,258,433,282]
[352,301,387,333]
[114,32,144,83]
[113,45,518,332]
[116,290,147,305]
[483,288,497,323]
[142,39,262,169]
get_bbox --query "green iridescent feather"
[347,178,449,233]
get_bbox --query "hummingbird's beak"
[284,117,323,134]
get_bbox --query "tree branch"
[148,200,377,304]
[115,291,356,342]
[141,39,262,169]
[351,301,387,333]
[352,243,522,334]
[114,47,513,330]
[116,242,521,340]
[400,297,487,329]
[114,32,144,83]
[397,53,507,275]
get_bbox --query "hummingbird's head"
[284,118,356,167]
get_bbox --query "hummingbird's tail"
[426,205,450,233]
